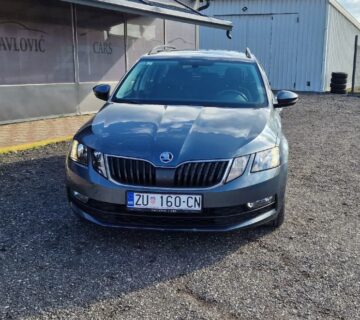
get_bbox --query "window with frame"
[76,5,126,82]
[0,0,74,85]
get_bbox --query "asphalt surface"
[0,94,359,320]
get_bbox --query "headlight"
[70,140,88,165]
[226,155,250,183]
[251,147,280,172]
[92,151,107,178]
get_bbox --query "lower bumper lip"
[69,199,278,232]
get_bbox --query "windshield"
[113,58,268,108]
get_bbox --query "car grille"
[107,157,156,186]
[174,161,229,187]
[107,156,229,188]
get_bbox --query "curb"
[0,136,72,154]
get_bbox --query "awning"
[61,0,232,30]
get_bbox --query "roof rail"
[148,45,177,55]
[245,47,252,59]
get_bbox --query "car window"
[114,58,268,108]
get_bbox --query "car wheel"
[267,204,285,228]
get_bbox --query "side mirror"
[93,84,111,101]
[274,90,298,108]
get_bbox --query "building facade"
[200,0,360,92]
[0,0,231,124]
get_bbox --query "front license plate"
[127,192,202,212]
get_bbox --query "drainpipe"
[351,35,358,93]
[198,0,210,11]
[321,1,330,92]
[196,0,231,39]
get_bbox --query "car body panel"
[66,49,292,231]
[79,103,278,165]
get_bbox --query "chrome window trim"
[104,154,233,190]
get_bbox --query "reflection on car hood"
[81,103,278,166]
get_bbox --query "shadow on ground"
[0,153,271,319]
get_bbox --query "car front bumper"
[66,157,287,232]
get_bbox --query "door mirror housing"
[93,84,111,101]
[274,90,298,108]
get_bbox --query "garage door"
[269,14,300,90]
[201,14,299,90]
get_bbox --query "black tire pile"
[330,72,348,94]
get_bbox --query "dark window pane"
[76,5,126,82]
[0,0,74,85]
[126,16,164,69]
[165,20,196,49]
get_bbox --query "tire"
[331,72,348,79]
[267,204,285,228]
[331,78,347,85]
[331,89,347,94]
[330,83,347,90]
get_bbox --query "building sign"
[0,23,46,53]
[0,18,74,85]
[76,8,126,82]
[93,41,112,55]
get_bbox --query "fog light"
[72,190,89,203]
[247,196,275,209]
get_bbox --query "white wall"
[200,0,328,92]
[324,2,360,91]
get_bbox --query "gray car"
[66,48,298,232]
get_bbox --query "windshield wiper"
[115,98,140,104]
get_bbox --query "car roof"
[142,49,257,62]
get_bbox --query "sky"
[338,0,360,21]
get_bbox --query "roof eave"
[329,0,360,31]
[60,0,233,30]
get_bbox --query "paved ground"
[0,94,359,319]
[0,115,92,149]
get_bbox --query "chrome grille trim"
[105,155,231,189]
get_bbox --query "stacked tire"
[330,72,348,94]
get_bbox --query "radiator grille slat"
[135,160,140,184]
[190,162,199,186]
[116,158,122,182]
[197,163,206,186]
[174,161,228,188]
[203,162,213,186]
[108,157,155,186]
[141,161,146,185]
[216,162,227,182]
[107,156,229,188]
[122,159,128,184]
[208,162,218,184]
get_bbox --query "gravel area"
[0,94,359,320]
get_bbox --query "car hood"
[80,103,278,166]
